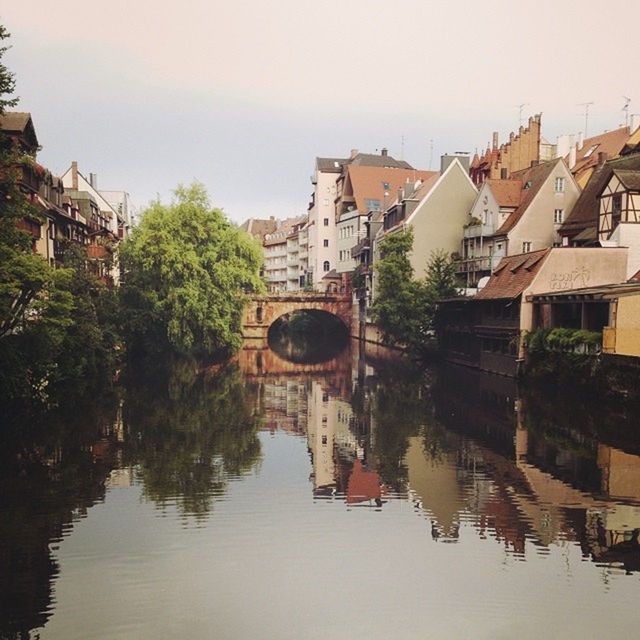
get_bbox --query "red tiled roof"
[567,127,630,179]
[345,165,436,213]
[485,179,522,207]
[475,248,550,300]
[346,460,384,505]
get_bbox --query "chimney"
[569,144,577,169]
[577,131,585,150]
[381,147,388,157]
[71,161,78,190]
[597,151,608,167]
[89,173,98,189]
[492,132,498,149]
[350,148,359,159]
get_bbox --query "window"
[323,260,330,272]
[612,194,622,226]
[323,198,329,206]
[555,177,565,192]
[583,144,599,158]
[365,198,381,211]
[554,209,564,224]
[323,218,329,226]
[323,239,329,247]
[522,241,532,253]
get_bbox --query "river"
[2,338,640,639]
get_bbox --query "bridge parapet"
[242,293,353,339]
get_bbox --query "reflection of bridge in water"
[238,340,352,399]
[241,293,354,340]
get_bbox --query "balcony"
[456,256,493,275]
[463,223,494,239]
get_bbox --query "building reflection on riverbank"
[242,337,640,573]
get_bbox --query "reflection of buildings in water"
[412,363,640,560]
[260,380,308,436]
[255,372,373,499]
[307,380,359,493]
[406,437,466,540]
[106,467,134,489]
[346,459,385,506]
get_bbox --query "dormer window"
[583,144,599,158]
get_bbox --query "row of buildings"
[243,112,640,373]
[2,111,134,283]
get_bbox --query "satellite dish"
[477,276,490,290]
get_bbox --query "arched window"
[323,261,330,272]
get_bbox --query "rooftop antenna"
[428,138,434,170]
[623,96,631,128]
[578,102,594,138]
[516,103,529,127]
[401,134,405,160]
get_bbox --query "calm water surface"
[2,339,640,639]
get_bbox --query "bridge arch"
[242,293,353,340]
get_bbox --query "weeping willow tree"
[119,183,265,360]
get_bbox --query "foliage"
[423,248,459,312]
[371,228,426,351]
[1,28,119,409]
[122,360,262,519]
[371,230,459,355]
[119,183,264,359]
[369,361,429,491]
[351,264,366,291]
[463,216,482,228]
[0,25,18,114]
[524,327,601,354]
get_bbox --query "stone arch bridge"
[242,293,353,340]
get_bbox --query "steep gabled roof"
[345,165,435,214]
[0,111,39,151]
[494,161,559,235]
[475,249,550,300]
[568,127,630,178]
[613,169,640,192]
[560,153,640,238]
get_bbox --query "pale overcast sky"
[2,0,638,222]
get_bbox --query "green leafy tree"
[370,228,426,352]
[423,249,459,332]
[0,27,120,408]
[371,230,461,355]
[0,26,53,341]
[119,183,265,359]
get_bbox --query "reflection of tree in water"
[0,393,120,640]
[122,360,262,520]
[367,362,429,492]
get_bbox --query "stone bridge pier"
[242,293,353,340]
